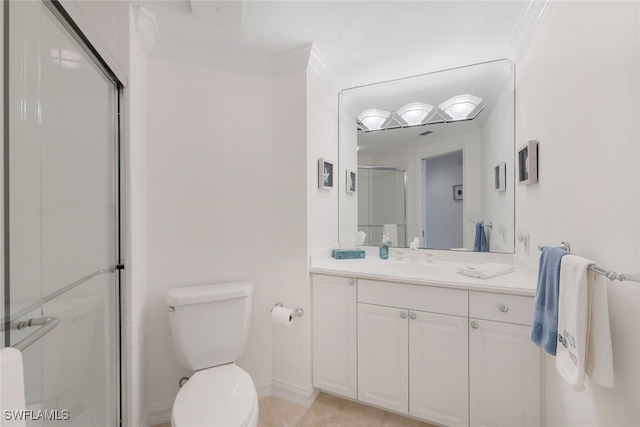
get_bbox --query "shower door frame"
[2,0,125,424]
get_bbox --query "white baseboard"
[140,408,151,427]
[254,378,273,399]
[146,401,173,427]
[144,378,319,426]
[270,379,319,409]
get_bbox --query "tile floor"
[152,392,436,426]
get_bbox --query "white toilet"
[165,281,259,427]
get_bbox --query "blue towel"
[531,246,569,355]
[473,221,488,252]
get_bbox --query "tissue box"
[332,249,365,259]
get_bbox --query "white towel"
[1,347,26,427]
[383,224,398,247]
[556,255,614,391]
[556,255,591,391]
[456,262,514,279]
[585,270,614,388]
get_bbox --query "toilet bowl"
[166,282,258,427]
[171,364,258,427]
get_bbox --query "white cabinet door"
[469,318,541,427]
[358,303,409,414]
[312,275,357,398]
[409,310,469,427]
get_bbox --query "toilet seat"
[171,364,258,427]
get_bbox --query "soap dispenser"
[379,233,391,259]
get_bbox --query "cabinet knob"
[470,321,480,329]
[400,311,408,319]
[409,312,417,320]
[348,279,356,286]
[499,304,509,313]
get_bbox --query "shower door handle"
[7,317,60,352]
[9,267,119,323]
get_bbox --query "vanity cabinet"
[311,274,357,399]
[468,291,541,427]
[409,309,469,426]
[311,274,540,427]
[357,303,409,413]
[357,279,469,427]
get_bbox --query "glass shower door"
[4,1,121,425]
[357,167,407,247]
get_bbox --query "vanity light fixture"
[396,102,435,126]
[426,108,449,125]
[356,94,484,132]
[437,94,484,121]
[357,109,391,132]
[381,113,403,130]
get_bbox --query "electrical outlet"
[517,230,530,253]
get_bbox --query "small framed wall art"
[453,184,463,201]
[318,158,334,190]
[346,170,356,194]
[518,140,538,185]
[494,162,506,192]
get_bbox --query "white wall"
[127,6,148,426]
[516,2,640,425]
[338,93,358,240]
[305,50,340,398]
[365,146,409,170]
[309,51,341,256]
[271,67,311,397]
[480,81,515,252]
[145,57,276,410]
[142,45,340,418]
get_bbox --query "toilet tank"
[165,281,254,371]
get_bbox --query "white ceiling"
[134,0,551,88]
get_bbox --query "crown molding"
[505,0,554,63]
[307,47,342,94]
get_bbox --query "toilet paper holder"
[272,302,304,318]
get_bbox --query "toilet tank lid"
[165,281,253,307]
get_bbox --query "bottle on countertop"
[379,233,392,259]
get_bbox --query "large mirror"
[338,59,515,253]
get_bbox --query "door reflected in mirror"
[338,59,515,253]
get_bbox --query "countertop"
[310,255,538,296]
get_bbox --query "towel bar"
[538,241,640,283]
[537,241,570,252]
[3,316,60,352]
[474,220,492,229]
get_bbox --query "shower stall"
[357,167,407,248]
[3,1,123,425]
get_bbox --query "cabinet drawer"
[469,291,534,326]
[358,279,467,317]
